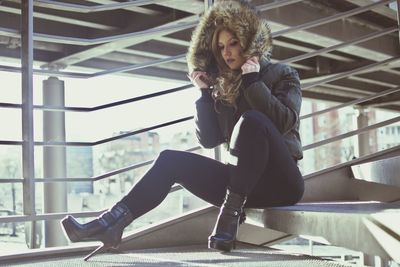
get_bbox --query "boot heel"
[83,226,122,261]
[84,244,108,261]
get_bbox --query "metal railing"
[0,0,399,254]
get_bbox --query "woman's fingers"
[246,57,259,65]
[188,71,209,88]
[241,57,260,74]
[249,56,259,63]
[190,71,207,80]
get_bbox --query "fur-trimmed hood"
[186,0,272,75]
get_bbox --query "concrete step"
[351,155,400,188]
[301,145,400,203]
[245,201,400,263]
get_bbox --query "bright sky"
[1,71,199,142]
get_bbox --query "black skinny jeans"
[121,110,304,219]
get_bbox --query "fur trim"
[186,0,272,74]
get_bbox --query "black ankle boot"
[208,189,247,252]
[61,202,134,261]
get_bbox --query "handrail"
[0,116,194,146]
[0,84,193,111]
[0,178,22,183]
[2,85,399,147]
[272,0,394,38]
[303,115,400,151]
[32,146,201,183]
[300,86,400,120]
[2,113,400,223]
[0,140,22,145]
[36,116,194,147]
[37,84,193,112]
[0,53,186,79]
[0,183,184,223]
[2,83,397,119]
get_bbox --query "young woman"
[61,0,304,261]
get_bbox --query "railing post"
[356,107,370,157]
[204,0,213,10]
[43,76,68,247]
[21,0,38,249]
[396,0,400,43]
[204,0,220,161]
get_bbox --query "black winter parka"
[195,59,303,160]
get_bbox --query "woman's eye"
[218,46,224,50]
[230,40,238,46]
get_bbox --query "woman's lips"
[226,59,235,65]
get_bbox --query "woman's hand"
[188,71,210,89]
[241,56,260,74]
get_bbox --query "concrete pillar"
[43,77,68,247]
[356,107,370,157]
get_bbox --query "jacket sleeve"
[195,89,225,148]
[242,64,302,134]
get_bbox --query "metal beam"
[306,84,370,99]
[272,0,394,38]
[302,91,354,104]
[27,0,161,13]
[329,79,393,94]
[42,15,197,68]
[397,0,400,42]
[0,5,117,30]
[257,0,303,11]
[357,71,400,86]
[345,0,398,20]
[273,39,353,63]
[348,75,400,88]
[263,0,398,61]
[86,0,162,15]
[153,36,190,47]
[301,56,400,90]
[157,0,203,14]
[0,17,197,46]
[280,26,398,64]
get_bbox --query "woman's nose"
[223,47,231,57]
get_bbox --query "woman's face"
[217,30,246,70]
